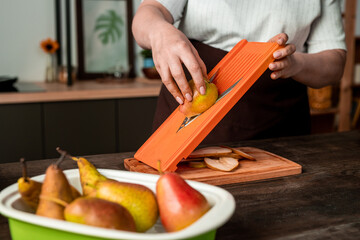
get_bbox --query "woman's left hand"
[268,33,300,80]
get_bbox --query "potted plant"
[140,49,160,79]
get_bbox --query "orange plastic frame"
[135,40,282,172]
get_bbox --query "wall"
[0,0,57,81]
[0,0,359,82]
[0,0,141,82]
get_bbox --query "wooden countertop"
[1,130,359,239]
[0,78,162,104]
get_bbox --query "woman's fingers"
[269,60,287,71]
[154,38,207,104]
[268,33,289,45]
[156,63,185,105]
[189,44,207,94]
[175,41,206,96]
[148,24,207,103]
[269,57,296,79]
[273,43,296,60]
[154,44,206,104]
[267,33,298,80]
[168,57,193,102]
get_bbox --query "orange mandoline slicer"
[134,40,282,172]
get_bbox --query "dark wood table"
[1,130,359,239]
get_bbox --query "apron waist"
[152,40,310,144]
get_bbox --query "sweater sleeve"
[306,0,347,53]
[156,0,188,22]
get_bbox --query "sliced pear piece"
[220,146,256,161]
[181,157,204,162]
[188,161,207,168]
[188,146,232,158]
[204,157,239,172]
[219,152,244,159]
[183,152,243,161]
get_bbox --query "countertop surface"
[0,78,162,104]
[0,130,359,239]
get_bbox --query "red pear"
[156,172,211,232]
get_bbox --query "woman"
[132,0,346,143]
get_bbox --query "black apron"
[152,40,311,144]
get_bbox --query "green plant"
[94,10,124,45]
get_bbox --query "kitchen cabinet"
[43,100,117,158]
[117,97,158,152]
[0,104,43,163]
[0,97,158,163]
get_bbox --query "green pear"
[36,161,75,220]
[95,179,159,233]
[179,78,218,117]
[70,155,159,232]
[156,172,211,232]
[64,197,136,231]
[73,157,106,196]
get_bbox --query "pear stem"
[20,158,29,182]
[56,147,79,161]
[55,151,66,167]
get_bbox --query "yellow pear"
[179,78,218,117]
[17,158,42,210]
[95,179,159,233]
[36,158,75,220]
[63,151,159,232]
[18,158,80,211]
[56,148,104,196]
[73,157,107,196]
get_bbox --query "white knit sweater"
[156,0,346,53]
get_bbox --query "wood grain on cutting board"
[124,147,301,185]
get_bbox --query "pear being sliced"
[204,157,239,172]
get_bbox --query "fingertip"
[269,63,275,70]
[185,93,193,102]
[271,72,278,80]
[273,51,281,59]
[277,38,285,46]
[176,96,184,105]
[193,76,206,95]
[200,86,206,95]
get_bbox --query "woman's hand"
[150,23,207,105]
[267,33,346,88]
[268,33,300,80]
[132,1,207,105]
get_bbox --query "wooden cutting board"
[124,147,301,185]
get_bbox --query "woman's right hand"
[132,0,207,105]
[150,23,207,105]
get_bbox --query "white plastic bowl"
[0,169,235,240]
